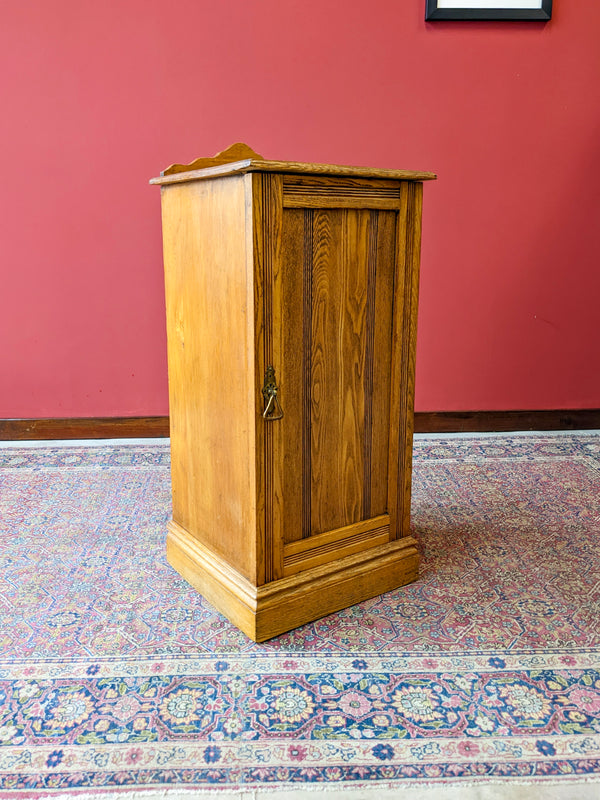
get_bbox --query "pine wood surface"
[150,142,436,187]
[160,175,259,583]
[282,515,391,577]
[151,159,437,187]
[282,174,404,210]
[284,207,396,538]
[167,519,419,642]
[252,172,285,584]
[392,182,423,540]
[162,142,265,175]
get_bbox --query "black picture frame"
[425,0,552,20]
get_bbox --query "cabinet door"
[255,174,422,582]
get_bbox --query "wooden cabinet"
[151,144,435,641]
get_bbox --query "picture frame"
[425,0,552,20]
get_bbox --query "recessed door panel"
[278,205,397,548]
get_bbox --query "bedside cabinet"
[151,144,435,641]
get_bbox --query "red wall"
[1,0,599,417]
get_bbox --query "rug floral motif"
[0,434,599,792]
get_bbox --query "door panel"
[278,204,397,551]
[310,208,368,535]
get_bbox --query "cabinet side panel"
[160,176,257,581]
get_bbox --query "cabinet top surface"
[149,143,436,187]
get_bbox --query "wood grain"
[160,175,258,583]
[283,175,402,210]
[251,172,285,583]
[162,142,264,176]
[283,514,390,557]
[398,182,423,539]
[371,211,396,516]
[310,209,368,535]
[277,201,398,545]
[151,157,436,187]
[155,152,432,640]
[283,515,390,576]
[167,519,418,642]
[276,209,306,545]
[362,211,378,518]
[385,182,423,540]
[302,210,314,539]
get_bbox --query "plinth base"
[167,520,420,642]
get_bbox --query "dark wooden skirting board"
[0,416,170,440]
[414,410,600,434]
[0,410,599,441]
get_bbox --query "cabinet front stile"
[388,181,423,541]
[252,172,285,585]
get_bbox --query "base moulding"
[166,520,419,642]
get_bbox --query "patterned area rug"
[0,433,599,796]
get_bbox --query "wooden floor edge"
[1,410,599,440]
[167,520,419,642]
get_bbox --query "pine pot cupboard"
[151,144,435,641]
